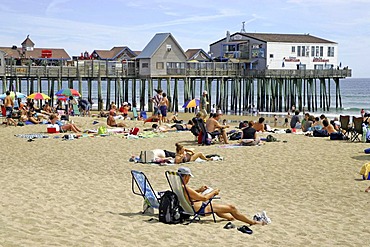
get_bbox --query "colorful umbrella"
[0,91,26,100]
[27,93,51,100]
[56,88,81,97]
[56,96,68,102]
[182,98,200,108]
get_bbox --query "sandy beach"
[1,113,369,247]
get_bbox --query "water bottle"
[362,124,367,143]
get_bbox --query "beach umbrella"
[56,88,81,97]
[0,91,26,100]
[57,96,68,102]
[27,92,51,100]
[182,98,200,108]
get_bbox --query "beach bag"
[158,191,183,224]
[140,150,155,163]
[266,134,278,142]
[98,126,107,135]
[129,127,139,135]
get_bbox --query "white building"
[210,32,339,71]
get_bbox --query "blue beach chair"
[131,170,162,213]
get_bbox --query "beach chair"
[72,104,81,116]
[131,170,162,213]
[339,115,351,139]
[165,171,217,224]
[351,116,364,142]
[196,118,220,145]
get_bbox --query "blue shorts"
[159,105,167,117]
[154,106,161,115]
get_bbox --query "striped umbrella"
[55,88,81,97]
[27,93,51,100]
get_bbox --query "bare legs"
[190,152,211,162]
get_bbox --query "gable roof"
[185,49,211,60]
[210,32,337,46]
[136,33,186,59]
[21,35,35,47]
[92,46,137,60]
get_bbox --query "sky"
[0,0,369,77]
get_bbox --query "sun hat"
[178,167,194,177]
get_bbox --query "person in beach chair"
[49,114,82,133]
[131,170,163,213]
[166,167,267,226]
[205,113,229,144]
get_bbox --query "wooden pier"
[0,60,352,114]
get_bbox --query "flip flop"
[223,222,235,229]
[237,225,253,234]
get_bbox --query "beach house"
[0,35,70,66]
[209,32,338,71]
[135,33,187,77]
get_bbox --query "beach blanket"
[218,143,245,148]
[15,133,49,139]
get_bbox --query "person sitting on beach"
[239,121,260,146]
[302,114,314,132]
[253,117,265,132]
[49,114,82,133]
[322,119,336,134]
[177,166,266,226]
[290,110,300,129]
[27,110,41,124]
[107,110,127,128]
[312,117,323,130]
[206,113,229,144]
[119,102,130,120]
[174,143,210,164]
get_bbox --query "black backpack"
[158,191,183,224]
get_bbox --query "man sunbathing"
[178,166,266,226]
[205,113,229,144]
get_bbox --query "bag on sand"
[98,126,107,135]
[158,191,183,224]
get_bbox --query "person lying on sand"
[174,143,210,164]
[50,114,82,133]
[177,166,267,226]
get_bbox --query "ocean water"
[6,77,370,118]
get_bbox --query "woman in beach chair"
[174,143,210,164]
[171,167,267,226]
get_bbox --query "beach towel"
[15,133,49,139]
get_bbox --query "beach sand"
[1,113,369,247]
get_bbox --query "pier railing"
[2,61,351,79]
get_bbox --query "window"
[315,46,319,56]
[156,62,164,69]
[327,47,335,57]
[301,46,306,57]
[269,54,274,58]
[320,46,323,57]
[297,46,301,56]
[291,46,295,53]
[311,46,315,57]
[142,63,148,68]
